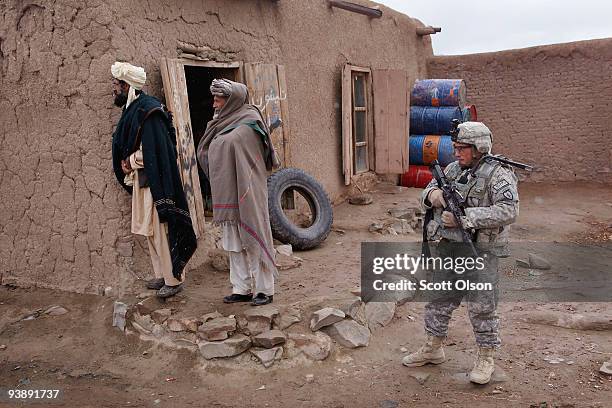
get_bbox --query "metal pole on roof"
[328,0,383,18]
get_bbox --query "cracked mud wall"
[428,39,612,183]
[275,0,431,199]
[0,0,431,293]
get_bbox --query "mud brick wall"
[428,38,612,183]
[0,0,432,293]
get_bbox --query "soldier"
[403,122,519,384]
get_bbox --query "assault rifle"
[482,154,533,172]
[427,160,479,258]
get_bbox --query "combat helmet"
[450,120,492,154]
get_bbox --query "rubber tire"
[267,167,333,250]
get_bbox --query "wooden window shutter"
[159,57,206,238]
[243,63,290,168]
[372,69,409,174]
[341,64,353,185]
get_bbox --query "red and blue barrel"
[401,165,435,188]
[409,135,455,166]
[410,106,464,134]
[411,79,467,107]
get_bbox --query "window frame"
[342,65,374,185]
[352,72,369,174]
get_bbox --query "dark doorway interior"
[184,65,239,213]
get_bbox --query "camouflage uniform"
[421,158,519,347]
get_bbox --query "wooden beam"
[416,26,442,36]
[328,1,382,18]
[180,60,241,69]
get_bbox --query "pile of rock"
[121,300,307,368]
[128,299,204,349]
[307,297,397,348]
[116,290,401,369]
[368,207,423,236]
[198,306,287,365]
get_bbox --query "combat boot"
[469,347,495,384]
[402,335,446,367]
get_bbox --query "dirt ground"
[1,182,611,408]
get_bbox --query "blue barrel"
[409,134,426,165]
[409,135,455,166]
[411,79,467,107]
[436,136,455,166]
[410,106,463,134]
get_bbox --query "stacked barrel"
[401,79,478,188]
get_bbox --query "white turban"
[111,62,147,107]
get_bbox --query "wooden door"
[243,63,290,167]
[159,57,206,238]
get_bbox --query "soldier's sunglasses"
[453,145,472,153]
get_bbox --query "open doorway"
[184,66,239,148]
[184,65,240,215]
[160,59,290,236]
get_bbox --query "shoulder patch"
[493,179,510,192]
[502,189,514,200]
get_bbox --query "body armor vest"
[427,160,512,256]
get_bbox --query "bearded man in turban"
[197,79,279,306]
[110,62,197,298]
